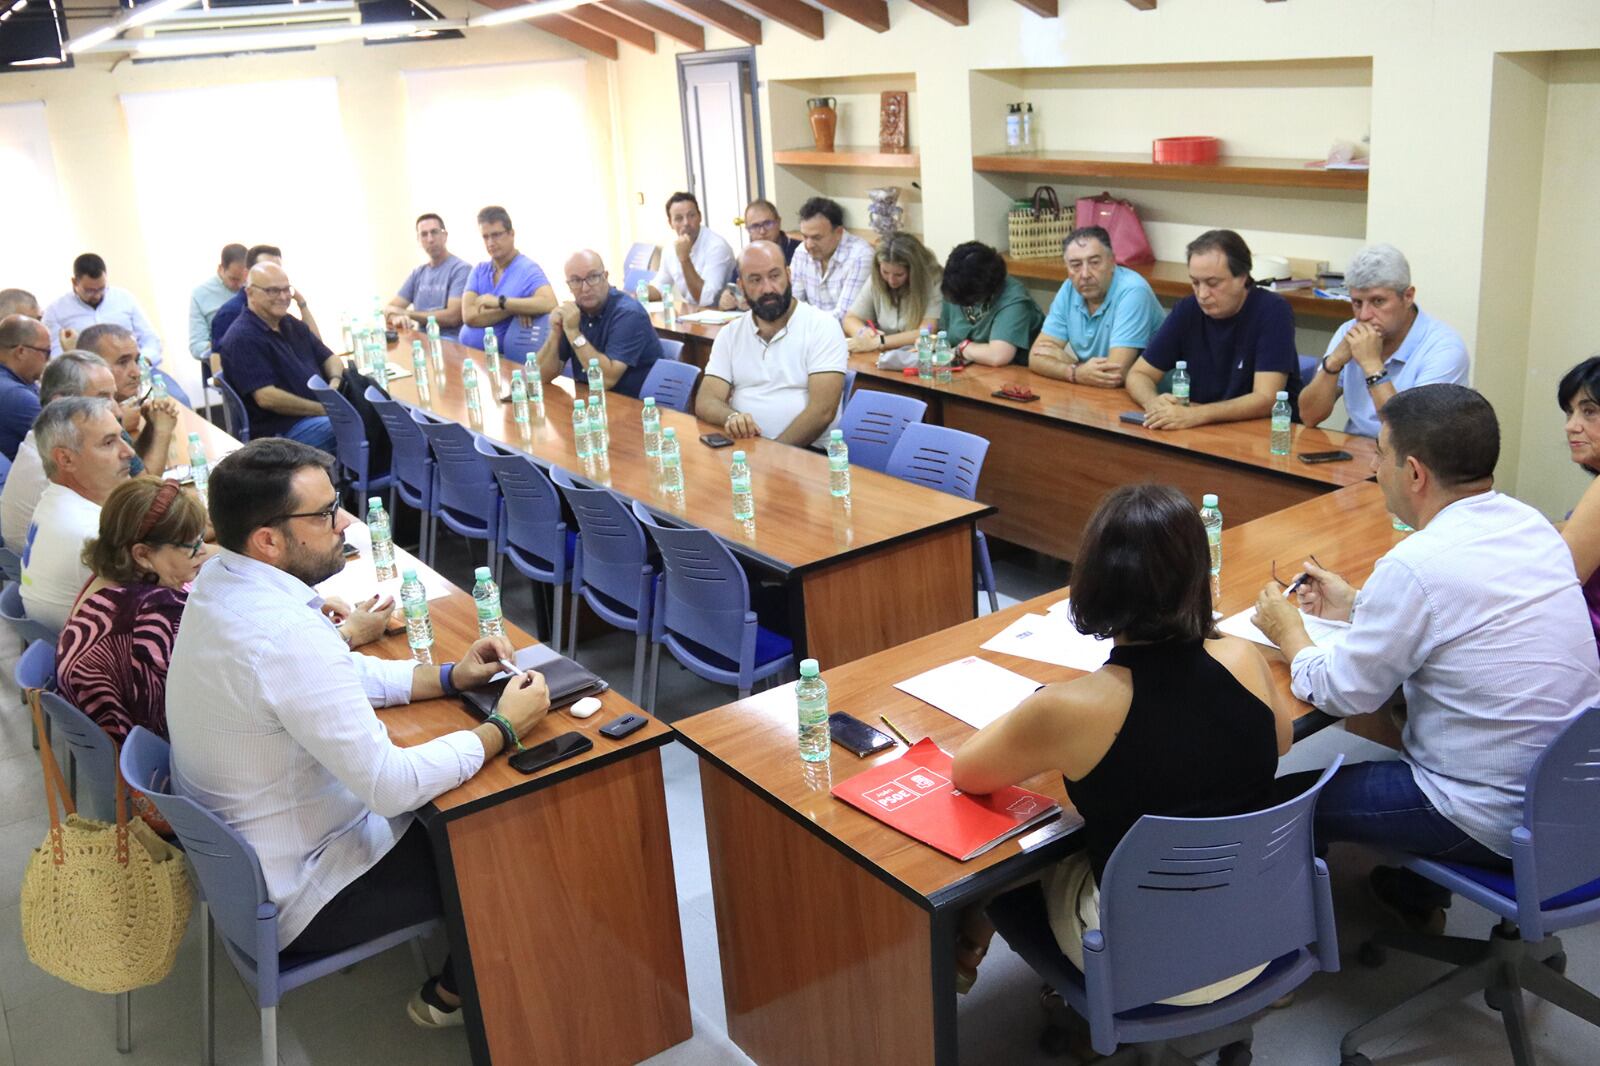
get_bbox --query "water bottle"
[586,358,607,416]
[641,397,662,463]
[463,358,481,419]
[369,343,389,388]
[410,340,429,401]
[796,659,830,762]
[729,450,754,521]
[472,566,504,637]
[572,399,593,459]
[511,369,529,425]
[660,426,684,496]
[827,429,851,498]
[933,331,954,385]
[426,315,444,371]
[483,328,500,385]
[661,281,677,329]
[138,357,153,396]
[1172,360,1191,406]
[340,314,354,354]
[636,279,650,306]
[400,569,433,664]
[1200,494,1223,601]
[150,365,168,401]
[525,356,544,417]
[1270,390,1292,456]
[916,327,933,382]
[368,497,398,581]
[587,397,608,455]
[186,432,209,499]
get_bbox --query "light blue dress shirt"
[43,286,162,362]
[1324,308,1470,437]
[1040,265,1165,361]
[187,274,237,360]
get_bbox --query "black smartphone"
[509,731,593,774]
[1298,450,1354,464]
[1118,410,1148,426]
[699,433,735,448]
[599,713,648,740]
[829,712,896,758]
[342,542,361,559]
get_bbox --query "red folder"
[831,739,1061,861]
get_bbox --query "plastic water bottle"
[636,279,650,306]
[1172,360,1191,406]
[400,569,433,664]
[369,343,388,388]
[410,340,429,401]
[1200,494,1223,600]
[827,429,851,498]
[661,282,677,328]
[796,659,830,762]
[660,426,683,496]
[730,450,754,521]
[586,358,607,416]
[426,315,443,371]
[511,369,529,425]
[934,330,953,385]
[138,357,153,396]
[572,399,593,459]
[462,358,481,419]
[641,397,662,464]
[587,397,608,455]
[472,566,504,637]
[525,356,544,417]
[1270,390,1292,456]
[916,327,933,382]
[149,364,168,401]
[186,433,208,499]
[340,314,354,354]
[368,497,398,581]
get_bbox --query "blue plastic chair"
[13,636,54,750]
[1,580,57,646]
[840,367,858,417]
[475,438,575,650]
[988,758,1344,1064]
[632,503,795,705]
[1341,707,1600,1066]
[549,468,655,704]
[309,374,390,520]
[211,373,250,442]
[885,423,999,614]
[1298,354,1320,387]
[121,727,437,1066]
[837,389,929,473]
[639,360,702,414]
[658,338,685,363]
[36,684,120,823]
[621,242,659,294]
[365,386,438,565]
[154,368,193,409]
[418,419,502,575]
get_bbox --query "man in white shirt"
[648,192,735,308]
[1,352,119,553]
[1255,384,1600,929]
[42,253,163,362]
[696,241,847,449]
[166,437,550,1028]
[19,397,135,631]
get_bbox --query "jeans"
[284,415,337,454]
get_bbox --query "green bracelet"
[486,712,523,752]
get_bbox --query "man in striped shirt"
[789,196,875,321]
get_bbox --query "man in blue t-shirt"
[1297,244,1470,437]
[385,213,472,342]
[0,314,49,461]
[534,250,663,398]
[211,245,324,362]
[459,205,556,361]
[1128,229,1301,430]
[1029,225,1165,388]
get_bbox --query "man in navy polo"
[0,314,50,461]
[219,263,344,451]
[533,250,663,398]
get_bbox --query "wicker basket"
[1008,186,1074,260]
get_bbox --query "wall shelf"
[774,146,920,169]
[1004,255,1352,322]
[973,151,1367,192]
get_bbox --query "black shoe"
[1368,865,1447,935]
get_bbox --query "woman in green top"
[937,241,1045,367]
[843,234,944,354]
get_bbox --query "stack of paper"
[894,656,1043,729]
[678,309,741,325]
[980,610,1113,672]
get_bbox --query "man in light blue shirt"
[1028,226,1164,388]
[187,243,248,361]
[1298,244,1469,436]
[42,253,163,363]
[384,213,471,341]
[459,205,556,360]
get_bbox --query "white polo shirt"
[20,482,100,632]
[704,301,847,448]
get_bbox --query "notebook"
[459,643,609,718]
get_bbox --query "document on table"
[893,656,1044,730]
[315,524,451,604]
[980,612,1113,672]
[678,309,741,324]
[1216,606,1351,650]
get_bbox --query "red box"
[1152,136,1220,165]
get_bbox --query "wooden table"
[175,407,693,1066]
[386,333,993,667]
[850,354,1378,561]
[674,480,1405,1066]
[649,310,721,371]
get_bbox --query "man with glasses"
[647,192,734,309]
[384,214,471,341]
[0,314,51,460]
[219,263,344,451]
[43,253,163,362]
[210,245,322,359]
[534,249,663,398]
[167,438,551,1030]
[460,205,556,361]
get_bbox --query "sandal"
[954,935,989,995]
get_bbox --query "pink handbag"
[1074,192,1155,266]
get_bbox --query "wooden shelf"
[775,146,920,169]
[973,151,1367,191]
[1004,255,1352,323]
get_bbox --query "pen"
[1283,573,1310,599]
[879,714,912,746]
[497,658,525,676]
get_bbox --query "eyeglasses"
[150,536,206,560]
[1271,554,1323,589]
[746,219,779,232]
[250,285,293,298]
[271,500,341,529]
[482,229,510,241]
[18,344,50,357]
[565,271,607,289]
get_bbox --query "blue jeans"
[284,415,336,454]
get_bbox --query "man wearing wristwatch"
[1298,244,1469,436]
[459,205,557,361]
[535,249,663,397]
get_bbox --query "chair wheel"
[1341,1055,1372,1066]
[1039,1024,1072,1056]
[1217,1040,1252,1066]
[1357,940,1386,967]
[1547,951,1568,975]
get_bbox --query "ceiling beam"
[809,0,889,32]
[1010,0,1058,15]
[653,0,761,44]
[530,12,620,57]
[565,4,656,50]
[599,0,704,49]
[735,0,822,39]
[1123,0,1157,9]
[904,0,967,27]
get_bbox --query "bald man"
[534,250,663,398]
[696,241,846,448]
[218,263,343,450]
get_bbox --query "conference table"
[649,309,720,371]
[175,408,692,1066]
[674,479,1405,1066]
[384,332,994,667]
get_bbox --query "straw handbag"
[1008,186,1075,260]
[20,691,192,994]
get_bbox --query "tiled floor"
[0,533,1594,1064]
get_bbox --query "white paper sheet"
[1216,606,1351,650]
[678,309,740,324]
[893,656,1044,730]
[980,612,1113,672]
[314,524,451,605]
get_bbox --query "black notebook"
[460,643,609,719]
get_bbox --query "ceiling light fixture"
[466,0,589,29]
[66,0,204,54]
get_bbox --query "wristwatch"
[497,294,507,311]
[571,334,589,349]
[1365,370,1390,388]
[1320,354,1340,377]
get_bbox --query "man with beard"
[43,253,163,361]
[696,241,847,448]
[534,249,662,397]
[166,438,552,1029]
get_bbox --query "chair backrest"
[639,360,702,414]
[657,338,684,363]
[838,389,929,473]
[13,637,54,691]
[1298,354,1319,385]
[418,419,500,526]
[633,505,753,660]
[211,373,250,441]
[621,267,654,295]
[308,374,369,482]
[475,438,567,573]
[0,545,21,585]
[365,386,433,494]
[38,690,119,821]
[1095,759,1342,1013]
[1520,705,1600,903]
[1,580,56,645]
[550,468,651,611]
[154,369,193,408]
[841,368,858,416]
[623,242,659,273]
[0,448,14,488]
[885,422,989,501]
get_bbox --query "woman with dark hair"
[936,241,1044,367]
[1557,355,1600,648]
[951,483,1292,1002]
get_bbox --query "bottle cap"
[1276,390,1289,400]
[643,396,656,406]
[799,658,819,677]
[830,429,843,440]
[412,339,423,350]
[512,369,523,380]
[588,397,601,408]
[589,358,600,367]
[1175,360,1187,369]
[663,427,677,438]
[731,450,746,462]
[188,432,201,443]
[368,496,382,510]
[463,358,476,369]
[402,568,418,581]
[474,566,491,581]
[1202,494,1218,508]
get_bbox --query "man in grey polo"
[385,213,471,341]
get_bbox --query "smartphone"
[509,731,594,774]
[829,712,896,758]
[599,713,648,740]
[1118,410,1148,426]
[699,433,735,448]
[342,542,361,559]
[1298,450,1354,464]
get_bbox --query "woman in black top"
[952,483,1292,1001]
